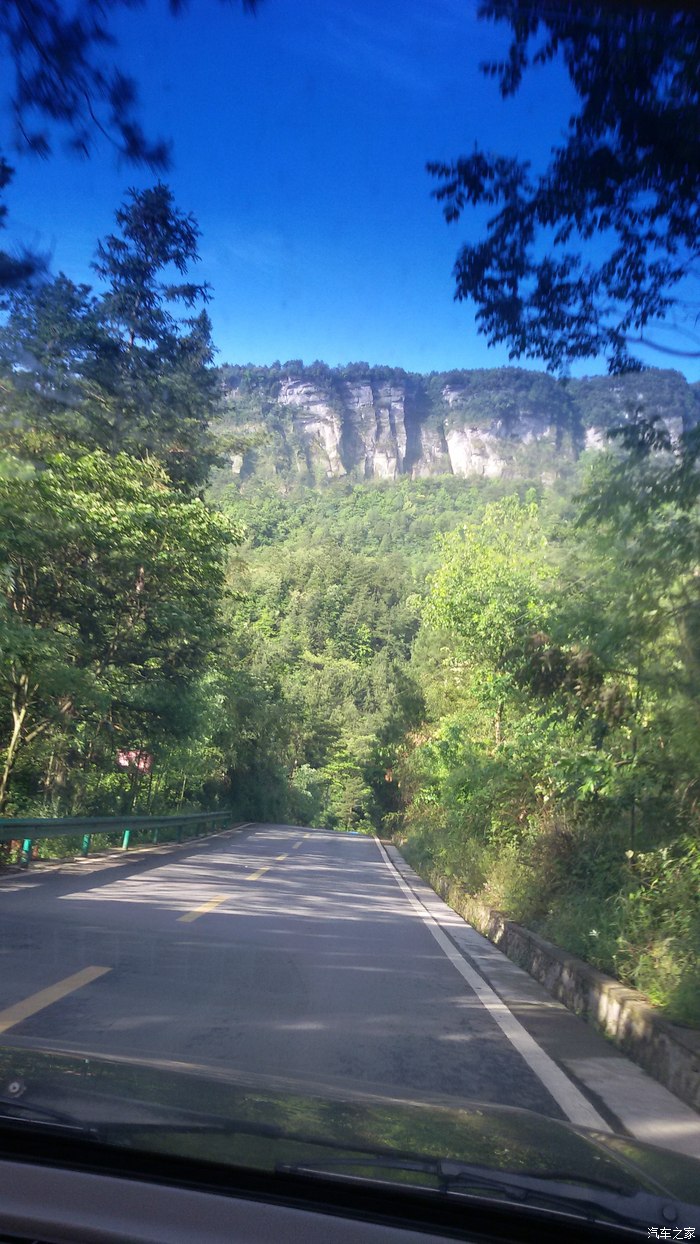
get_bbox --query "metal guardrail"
[0,811,232,867]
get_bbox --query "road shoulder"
[380,840,700,1159]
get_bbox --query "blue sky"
[3,0,697,380]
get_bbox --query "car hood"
[0,1042,698,1219]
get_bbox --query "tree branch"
[625,337,700,359]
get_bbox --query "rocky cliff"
[217,363,700,488]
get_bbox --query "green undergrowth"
[399,824,700,1029]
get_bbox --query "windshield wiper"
[276,1155,693,1231]
[2,1078,696,1233]
[0,1096,100,1137]
[0,1087,232,1143]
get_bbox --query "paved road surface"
[0,823,697,1153]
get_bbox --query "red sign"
[116,749,153,774]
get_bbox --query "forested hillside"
[214,446,700,1027]
[1,188,698,1029]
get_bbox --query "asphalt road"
[0,823,697,1149]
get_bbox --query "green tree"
[429,3,700,372]
[0,274,104,457]
[1,186,221,490]
[91,183,219,489]
[0,0,256,290]
[0,450,237,811]
[424,493,552,740]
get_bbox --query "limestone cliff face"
[277,379,345,478]
[438,381,562,479]
[411,419,450,478]
[344,381,408,480]
[275,378,411,480]
[221,365,699,486]
[443,427,506,479]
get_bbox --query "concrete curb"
[405,859,700,1114]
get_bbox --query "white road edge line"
[373,836,610,1133]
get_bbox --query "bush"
[614,837,700,1024]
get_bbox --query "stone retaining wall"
[413,863,700,1114]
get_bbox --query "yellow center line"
[292,840,303,849]
[177,894,228,923]
[247,852,289,881]
[0,966,111,1035]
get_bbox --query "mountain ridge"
[217,363,700,487]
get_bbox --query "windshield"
[0,0,699,1236]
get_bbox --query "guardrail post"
[0,812,225,864]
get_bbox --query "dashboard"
[0,1144,647,1244]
